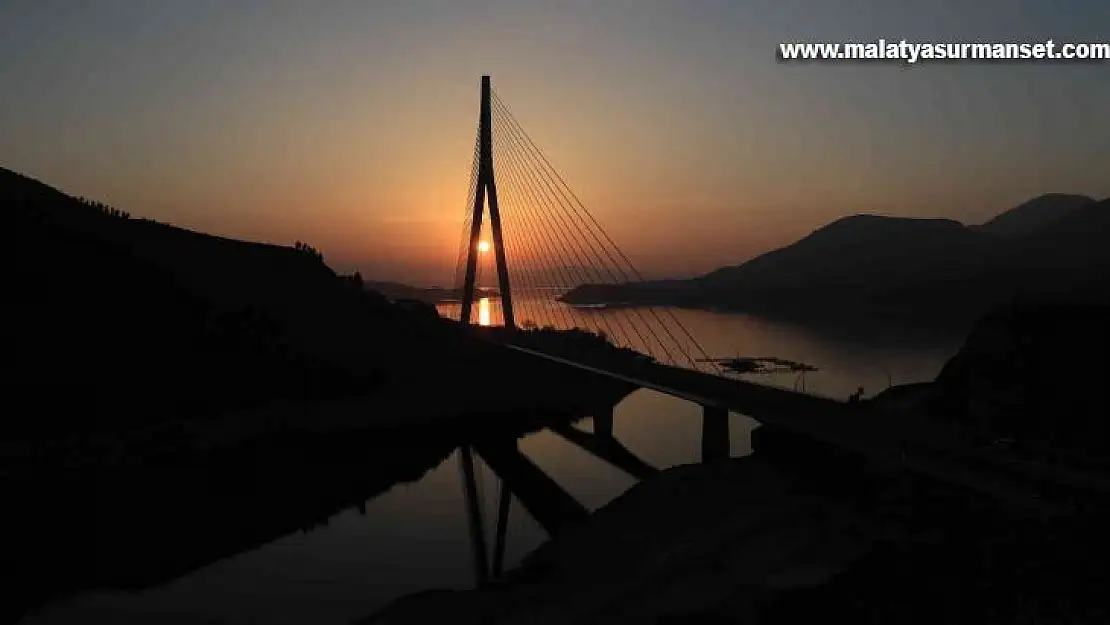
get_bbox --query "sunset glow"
[6,3,1110,622]
[1,2,1107,287]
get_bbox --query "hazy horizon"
[3,0,1108,284]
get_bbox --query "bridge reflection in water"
[12,397,747,624]
[456,405,733,585]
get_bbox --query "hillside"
[561,195,1110,329]
[976,193,1095,238]
[9,167,418,432]
[6,167,626,442]
[697,215,1001,290]
[5,165,641,622]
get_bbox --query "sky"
[2,0,1108,284]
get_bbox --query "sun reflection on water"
[478,297,491,326]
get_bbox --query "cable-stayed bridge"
[442,77,1100,529]
[449,78,716,372]
[446,76,885,449]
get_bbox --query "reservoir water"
[24,301,964,625]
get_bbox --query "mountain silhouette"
[975,193,1096,238]
[9,164,403,430]
[562,195,1110,329]
[6,165,641,622]
[697,215,997,291]
[6,166,628,442]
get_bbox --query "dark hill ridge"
[7,166,632,441]
[562,194,1110,330]
[10,165,394,424]
[975,193,1096,238]
[698,215,999,291]
[6,165,639,623]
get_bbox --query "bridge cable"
[496,191,554,330]
[491,123,574,331]
[491,105,635,349]
[494,89,716,371]
[459,115,572,330]
[495,104,655,357]
[493,90,717,371]
[457,122,555,328]
[491,95,674,362]
[453,123,483,296]
[491,136,576,331]
[454,124,480,287]
[495,123,612,338]
[499,127,622,342]
[492,105,617,338]
[492,118,600,334]
[491,98,666,362]
[492,102,644,352]
[491,92,693,366]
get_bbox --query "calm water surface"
[26,302,963,625]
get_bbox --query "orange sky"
[2,2,1108,285]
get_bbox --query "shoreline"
[363,423,1110,624]
[3,375,636,623]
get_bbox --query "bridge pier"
[701,404,730,464]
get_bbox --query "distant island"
[560,193,1110,330]
[362,280,497,304]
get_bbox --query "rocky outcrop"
[882,302,1110,459]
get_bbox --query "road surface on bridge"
[505,342,1110,513]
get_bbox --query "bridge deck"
[505,343,1110,511]
[507,343,892,453]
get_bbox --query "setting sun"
[477,240,491,253]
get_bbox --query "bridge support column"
[593,405,614,439]
[460,75,515,329]
[701,404,730,464]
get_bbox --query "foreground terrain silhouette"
[7,165,634,437]
[8,164,1110,623]
[5,165,635,622]
[367,302,1110,624]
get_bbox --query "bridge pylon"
[460,75,515,329]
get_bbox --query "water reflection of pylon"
[458,445,512,584]
[456,413,723,584]
[458,446,489,583]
